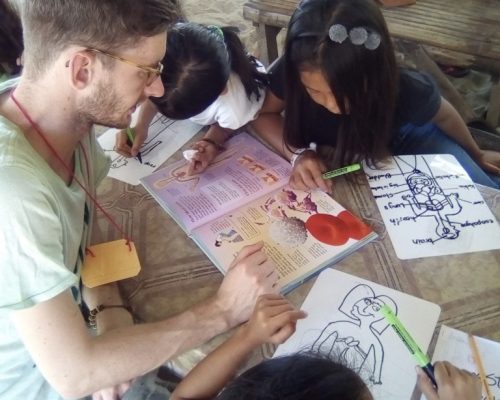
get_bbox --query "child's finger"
[415,366,439,400]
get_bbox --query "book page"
[98,113,202,185]
[431,325,499,400]
[191,187,377,293]
[274,269,441,400]
[363,154,500,259]
[141,133,292,232]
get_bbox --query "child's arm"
[432,98,500,175]
[251,90,332,193]
[114,99,158,158]
[171,294,307,400]
[186,123,232,175]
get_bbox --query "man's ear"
[66,52,94,89]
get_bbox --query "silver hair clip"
[328,24,381,50]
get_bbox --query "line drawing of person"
[310,284,398,385]
[395,156,462,240]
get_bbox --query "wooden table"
[92,134,500,376]
[242,0,500,126]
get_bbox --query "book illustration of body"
[310,284,398,385]
[214,228,244,247]
[259,189,317,246]
[259,189,371,247]
[151,149,237,191]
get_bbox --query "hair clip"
[207,25,224,39]
[328,24,381,50]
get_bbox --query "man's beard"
[79,80,131,129]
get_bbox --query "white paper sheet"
[363,154,500,259]
[431,326,499,400]
[274,268,441,400]
[98,113,202,185]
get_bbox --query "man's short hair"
[20,0,181,78]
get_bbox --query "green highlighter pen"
[322,163,361,180]
[126,127,142,164]
[380,305,438,388]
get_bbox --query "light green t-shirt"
[0,78,110,399]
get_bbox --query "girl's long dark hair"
[153,22,267,120]
[0,0,23,75]
[283,0,398,167]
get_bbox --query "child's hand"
[187,140,220,175]
[241,294,307,347]
[114,125,148,158]
[290,152,332,193]
[417,361,482,400]
[476,149,500,175]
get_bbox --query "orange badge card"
[81,239,141,288]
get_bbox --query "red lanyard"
[10,91,132,251]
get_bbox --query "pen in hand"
[126,127,143,164]
[379,305,438,388]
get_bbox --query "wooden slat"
[243,0,500,74]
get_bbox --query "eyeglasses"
[87,48,163,86]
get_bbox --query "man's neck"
[2,75,92,181]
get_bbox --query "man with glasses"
[0,1,279,399]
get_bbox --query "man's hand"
[417,361,482,400]
[290,152,332,193]
[216,242,279,327]
[241,294,307,347]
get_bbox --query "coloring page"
[98,112,202,185]
[430,326,499,400]
[274,269,440,400]
[363,154,500,259]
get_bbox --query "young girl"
[253,0,500,192]
[115,21,268,175]
[171,294,481,400]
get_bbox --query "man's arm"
[12,242,278,399]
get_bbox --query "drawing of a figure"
[397,158,462,239]
[214,229,244,247]
[310,284,398,384]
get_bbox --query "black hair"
[216,352,371,400]
[283,0,398,168]
[0,0,23,75]
[152,22,268,120]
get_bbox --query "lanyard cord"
[10,90,132,251]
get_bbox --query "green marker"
[126,127,142,164]
[322,163,361,180]
[380,305,437,387]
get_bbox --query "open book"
[141,133,377,293]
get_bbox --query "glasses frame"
[87,48,163,86]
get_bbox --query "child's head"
[216,352,372,400]
[283,0,398,166]
[153,22,267,120]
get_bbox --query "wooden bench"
[243,0,500,127]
